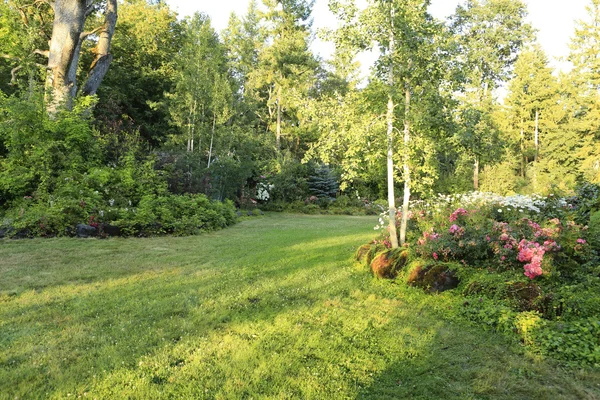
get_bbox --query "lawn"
[1,213,599,399]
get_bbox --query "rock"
[236,211,243,217]
[355,244,372,263]
[370,249,408,279]
[76,224,97,238]
[11,229,31,239]
[505,282,545,312]
[247,210,254,216]
[0,228,7,239]
[407,263,459,293]
[101,224,121,237]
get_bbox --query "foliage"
[363,190,600,366]
[307,164,339,200]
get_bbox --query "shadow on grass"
[0,217,375,398]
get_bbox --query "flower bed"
[363,191,600,367]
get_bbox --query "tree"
[167,13,232,159]
[450,0,532,188]
[45,0,118,114]
[504,46,562,179]
[247,0,318,152]
[0,0,53,92]
[94,0,181,145]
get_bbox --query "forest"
[1,0,599,237]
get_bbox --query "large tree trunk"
[386,93,399,249]
[46,0,117,115]
[276,85,282,151]
[386,5,399,249]
[399,86,411,246]
[46,0,86,114]
[534,109,539,162]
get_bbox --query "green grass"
[1,213,599,399]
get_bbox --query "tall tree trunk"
[400,86,411,246]
[81,0,117,96]
[208,113,216,168]
[534,109,539,162]
[474,157,479,190]
[520,122,525,177]
[386,4,399,249]
[276,85,282,151]
[46,0,117,115]
[386,93,399,249]
[46,0,86,114]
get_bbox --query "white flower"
[498,209,502,213]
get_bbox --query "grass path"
[1,214,599,399]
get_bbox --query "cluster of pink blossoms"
[517,240,545,279]
[449,208,468,222]
[417,230,440,246]
[448,224,465,237]
[517,239,560,279]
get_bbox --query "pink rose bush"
[407,201,588,280]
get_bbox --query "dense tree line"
[1,0,600,229]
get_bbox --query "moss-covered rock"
[370,249,409,279]
[355,243,387,266]
[407,263,460,293]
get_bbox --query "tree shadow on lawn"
[0,243,368,398]
[356,304,600,400]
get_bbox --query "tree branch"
[10,66,23,85]
[33,49,49,57]
[80,25,104,41]
[82,0,117,96]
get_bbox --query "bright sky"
[165,0,590,75]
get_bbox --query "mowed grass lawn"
[1,214,599,399]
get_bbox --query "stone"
[407,263,459,293]
[370,249,408,279]
[101,224,121,237]
[76,224,97,238]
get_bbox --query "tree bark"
[82,0,117,96]
[208,113,216,168]
[45,0,117,115]
[276,84,282,151]
[534,109,539,162]
[386,4,398,249]
[520,122,525,177]
[399,86,411,246]
[386,93,399,249]
[46,0,86,114]
[474,157,479,190]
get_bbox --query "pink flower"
[486,235,491,242]
[449,208,468,222]
[500,256,506,261]
[517,239,545,279]
[449,224,460,234]
[577,238,587,244]
[432,252,439,260]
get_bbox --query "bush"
[115,194,236,236]
[360,190,600,366]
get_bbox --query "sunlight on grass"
[1,214,599,399]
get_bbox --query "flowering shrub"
[373,192,591,280]
[366,191,600,366]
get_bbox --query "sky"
[165,0,591,76]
